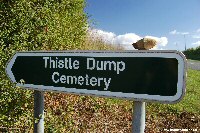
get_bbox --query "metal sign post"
[133,101,145,133]
[34,91,44,133]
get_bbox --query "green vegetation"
[0,0,87,131]
[0,1,122,131]
[0,0,199,132]
[183,46,200,61]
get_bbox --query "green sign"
[6,51,186,103]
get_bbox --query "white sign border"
[6,50,187,104]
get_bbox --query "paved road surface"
[187,60,200,70]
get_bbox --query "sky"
[85,0,200,50]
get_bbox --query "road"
[187,60,200,70]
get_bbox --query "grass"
[188,59,200,62]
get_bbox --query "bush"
[183,46,200,60]
[0,0,87,131]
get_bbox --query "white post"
[34,90,44,133]
[132,101,145,133]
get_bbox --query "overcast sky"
[85,0,200,50]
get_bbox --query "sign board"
[6,50,186,103]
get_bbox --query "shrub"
[0,0,87,131]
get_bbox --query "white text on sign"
[43,57,126,90]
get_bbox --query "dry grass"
[80,35,123,50]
